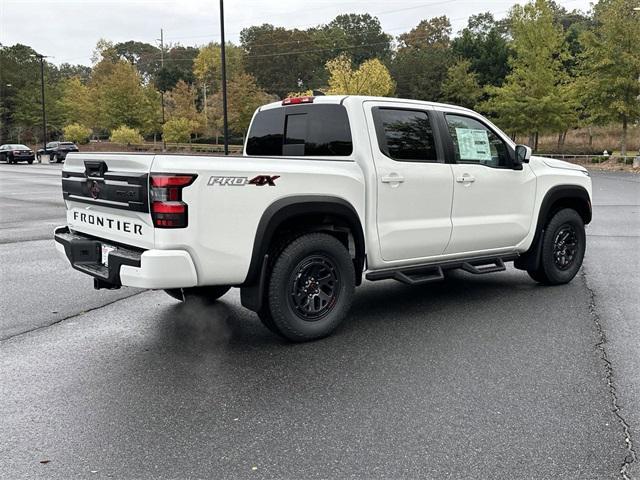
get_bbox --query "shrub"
[163,118,194,143]
[63,123,92,144]
[110,125,143,145]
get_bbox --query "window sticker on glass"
[455,128,492,161]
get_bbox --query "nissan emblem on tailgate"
[88,180,101,199]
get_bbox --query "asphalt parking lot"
[1,162,638,479]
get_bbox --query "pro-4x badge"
[208,175,280,186]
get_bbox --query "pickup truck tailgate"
[61,153,154,249]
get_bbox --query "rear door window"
[247,104,353,157]
[372,108,439,162]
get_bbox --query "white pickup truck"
[55,95,592,341]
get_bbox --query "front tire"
[164,285,231,302]
[527,208,585,285]
[260,233,355,342]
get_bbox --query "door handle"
[381,175,405,183]
[456,175,475,183]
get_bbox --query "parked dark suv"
[0,144,35,164]
[37,141,79,163]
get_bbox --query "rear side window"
[246,104,353,157]
[372,108,438,162]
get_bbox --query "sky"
[1,0,592,66]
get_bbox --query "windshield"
[10,144,30,149]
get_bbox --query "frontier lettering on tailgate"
[72,211,143,235]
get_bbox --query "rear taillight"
[150,174,197,228]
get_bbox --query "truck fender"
[514,185,591,271]
[240,195,365,312]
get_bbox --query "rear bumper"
[13,154,35,161]
[54,226,198,289]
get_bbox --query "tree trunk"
[588,126,593,147]
[621,116,627,157]
[534,131,539,151]
[557,133,563,150]
[528,133,535,146]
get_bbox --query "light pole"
[30,53,49,159]
[219,0,229,155]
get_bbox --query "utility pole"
[158,28,166,151]
[219,0,229,155]
[30,53,49,159]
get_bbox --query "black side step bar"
[366,254,517,286]
[461,258,506,274]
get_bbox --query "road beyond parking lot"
[0,163,638,479]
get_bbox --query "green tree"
[441,59,482,108]
[193,42,245,92]
[63,123,92,143]
[0,44,67,143]
[547,3,594,75]
[110,125,143,144]
[452,13,512,87]
[579,0,640,155]
[208,73,274,135]
[140,85,162,137]
[164,80,203,135]
[326,54,395,96]
[392,16,454,101]
[398,15,452,49]
[321,14,392,66]
[241,24,325,97]
[12,76,64,138]
[113,40,160,80]
[165,81,198,120]
[480,0,577,149]
[58,77,94,127]
[154,45,199,92]
[57,63,92,83]
[90,59,153,132]
[91,38,117,64]
[163,117,194,143]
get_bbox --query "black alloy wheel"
[289,254,340,321]
[552,224,578,270]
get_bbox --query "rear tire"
[164,285,231,302]
[527,208,585,285]
[260,232,355,342]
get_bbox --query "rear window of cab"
[246,104,353,157]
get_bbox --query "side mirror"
[515,144,532,164]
